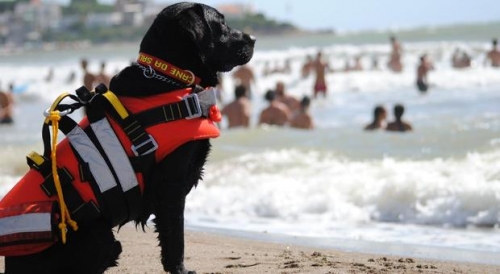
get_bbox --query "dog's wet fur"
[4,2,254,274]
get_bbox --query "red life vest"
[0,87,220,256]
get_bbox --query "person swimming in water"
[258,90,290,126]
[275,81,300,112]
[290,96,314,130]
[221,84,251,129]
[364,105,387,131]
[386,104,413,132]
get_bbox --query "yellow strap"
[27,151,45,166]
[48,110,78,244]
[103,91,129,120]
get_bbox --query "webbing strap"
[133,88,216,128]
[96,91,157,156]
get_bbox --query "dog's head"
[138,2,255,88]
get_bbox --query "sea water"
[1,33,499,264]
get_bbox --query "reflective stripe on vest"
[66,125,118,193]
[0,201,55,256]
[90,117,139,192]
[0,213,51,236]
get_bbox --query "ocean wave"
[188,148,500,228]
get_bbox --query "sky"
[56,0,500,32]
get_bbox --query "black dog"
[3,2,254,274]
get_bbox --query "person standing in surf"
[232,64,255,99]
[312,50,332,98]
[485,38,500,67]
[0,82,14,124]
[387,36,403,72]
[80,58,97,91]
[416,54,434,93]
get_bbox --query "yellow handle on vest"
[47,109,78,244]
[103,91,129,119]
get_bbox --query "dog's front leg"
[154,186,195,274]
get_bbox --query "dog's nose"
[248,35,256,45]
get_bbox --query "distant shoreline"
[1,20,498,56]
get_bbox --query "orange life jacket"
[0,87,220,256]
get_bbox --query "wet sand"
[105,225,499,274]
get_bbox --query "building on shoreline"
[0,0,164,48]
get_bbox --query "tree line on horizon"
[0,0,299,44]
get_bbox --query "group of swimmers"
[42,58,112,89]
[221,71,415,132]
[364,104,413,132]
[304,36,500,96]
[79,58,112,91]
[222,39,416,132]
[221,81,314,130]
[417,38,500,93]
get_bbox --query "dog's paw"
[165,264,196,274]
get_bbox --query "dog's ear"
[178,4,215,61]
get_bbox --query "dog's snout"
[245,34,256,46]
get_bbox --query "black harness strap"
[132,87,213,128]
[27,152,101,222]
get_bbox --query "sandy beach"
[0,225,499,274]
[99,225,498,274]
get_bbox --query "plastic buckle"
[131,134,158,156]
[183,93,202,119]
[43,108,73,117]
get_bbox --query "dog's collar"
[137,52,201,86]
